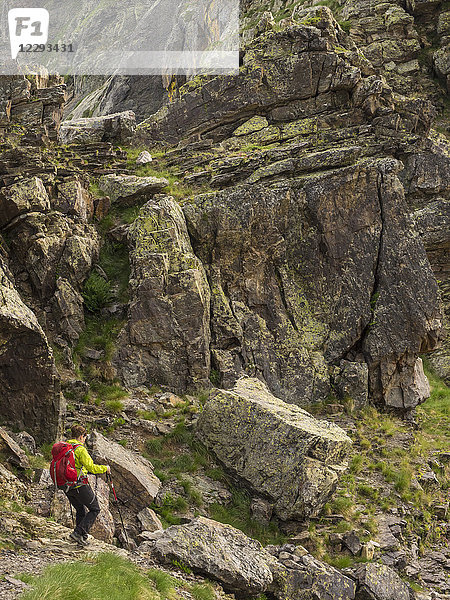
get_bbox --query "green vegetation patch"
[18,552,215,600]
[123,146,213,202]
[209,488,287,546]
[315,366,450,566]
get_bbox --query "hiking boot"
[69,531,89,546]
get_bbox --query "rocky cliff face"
[119,7,447,415]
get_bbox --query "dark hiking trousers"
[65,484,100,537]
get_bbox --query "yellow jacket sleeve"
[71,442,108,476]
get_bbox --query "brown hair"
[71,424,87,439]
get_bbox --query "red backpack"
[50,442,82,488]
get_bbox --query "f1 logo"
[8,8,49,59]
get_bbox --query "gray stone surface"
[0,257,61,444]
[114,196,211,392]
[90,431,161,512]
[354,563,410,600]
[153,516,276,593]
[59,111,136,145]
[197,377,352,520]
[98,174,168,205]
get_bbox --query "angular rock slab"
[0,257,61,444]
[137,507,163,532]
[0,463,26,501]
[113,196,211,391]
[197,377,352,520]
[354,563,410,600]
[59,110,136,145]
[98,174,169,205]
[0,427,30,469]
[0,176,50,228]
[274,553,356,600]
[153,516,275,593]
[90,431,161,512]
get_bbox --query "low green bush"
[82,272,112,313]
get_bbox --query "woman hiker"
[65,424,110,546]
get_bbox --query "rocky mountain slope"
[0,0,449,598]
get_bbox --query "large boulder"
[59,110,136,145]
[113,196,211,392]
[274,552,356,600]
[153,516,276,594]
[0,463,27,501]
[98,174,169,205]
[90,431,161,512]
[354,563,410,600]
[0,177,50,228]
[196,377,352,520]
[7,212,99,301]
[0,257,61,444]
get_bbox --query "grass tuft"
[19,553,159,600]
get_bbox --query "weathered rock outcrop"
[354,563,410,600]
[113,196,211,391]
[98,174,169,205]
[6,212,99,302]
[274,551,356,600]
[197,378,352,520]
[183,158,441,412]
[59,111,136,145]
[0,257,61,444]
[65,75,167,124]
[0,177,50,228]
[153,516,276,593]
[90,431,161,511]
[0,71,66,143]
[122,12,446,414]
[408,146,450,383]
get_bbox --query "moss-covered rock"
[153,516,276,593]
[113,196,211,391]
[98,173,169,205]
[0,257,61,444]
[197,377,352,520]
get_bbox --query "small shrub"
[105,399,124,414]
[91,382,127,403]
[350,454,364,474]
[394,466,412,493]
[138,410,158,421]
[171,559,192,574]
[209,369,220,386]
[324,554,353,569]
[338,20,352,33]
[146,438,163,454]
[147,569,177,600]
[357,484,378,500]
[189,583,215,600]
[82,272,113,313]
